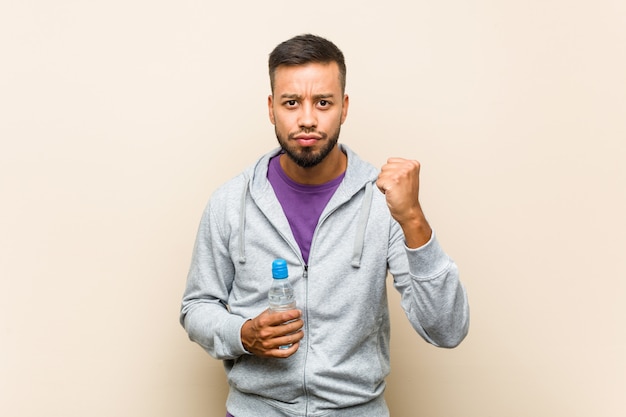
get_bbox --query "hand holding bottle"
[241,309,303,358]
[240,259,303,358]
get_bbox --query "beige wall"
[1,1,624,416]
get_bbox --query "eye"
[284,100,297,107]
[318,100,330,108]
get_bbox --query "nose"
[298,103,317,130]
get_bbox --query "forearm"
[179,198,251,359]
[398,206,432,249]
[181,299,248,359]
[393,232,470,348]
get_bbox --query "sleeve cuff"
[221,314,251,357]
[405,231,451,280]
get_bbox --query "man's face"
[268,62,349,168]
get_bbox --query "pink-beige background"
[1,1,625,416]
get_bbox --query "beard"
[275,125,341,168]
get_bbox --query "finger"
[284,327,304,341]
[272,341,300,358]
[274,332,299,349]
[263,309,302,326]
[385,157,407,164]
[375,176,391,194]
[281,318,304,334]
[383,158,420,172]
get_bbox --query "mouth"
[292,134,322,147]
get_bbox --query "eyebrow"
[280,93,335,100]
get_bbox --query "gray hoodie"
[180,144,469,417]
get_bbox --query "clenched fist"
[376,157,432,248]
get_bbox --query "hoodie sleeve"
[179,200,249,360]
[389,227,470,348]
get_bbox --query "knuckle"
[259,328,273,339]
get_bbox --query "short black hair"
[268,34,347,94]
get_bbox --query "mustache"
[288,129,327,140]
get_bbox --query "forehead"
[273,62,342,94]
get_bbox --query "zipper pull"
[303,265,308,279]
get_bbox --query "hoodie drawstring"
[351,181,373,268]
[237,176,374,268]
[238,176,250,264]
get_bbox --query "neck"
[280,145,347,185]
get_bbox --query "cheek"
[322,111,344,129]
[272,117,290,138]
[274,112,295,130]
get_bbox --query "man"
[180,34,469,417]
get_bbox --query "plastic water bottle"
[268,259,296,349]
[268,259,296,311]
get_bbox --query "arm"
[179,202,247,360]
[378,158,469,347]
[180,200,304,359]
[390,229,469,347]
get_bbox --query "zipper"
[302,264,310,416]
[301,202,344,416]
[285,197,350,415]
[276,231,311,414]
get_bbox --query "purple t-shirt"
[268,154,344,264]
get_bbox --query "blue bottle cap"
[272,259,288,279]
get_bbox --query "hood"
[237,144,379,267]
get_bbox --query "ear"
[340,94,349,124]
[268,95,276,125]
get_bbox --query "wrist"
[240,319,252,352]
[400,217,432,249]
